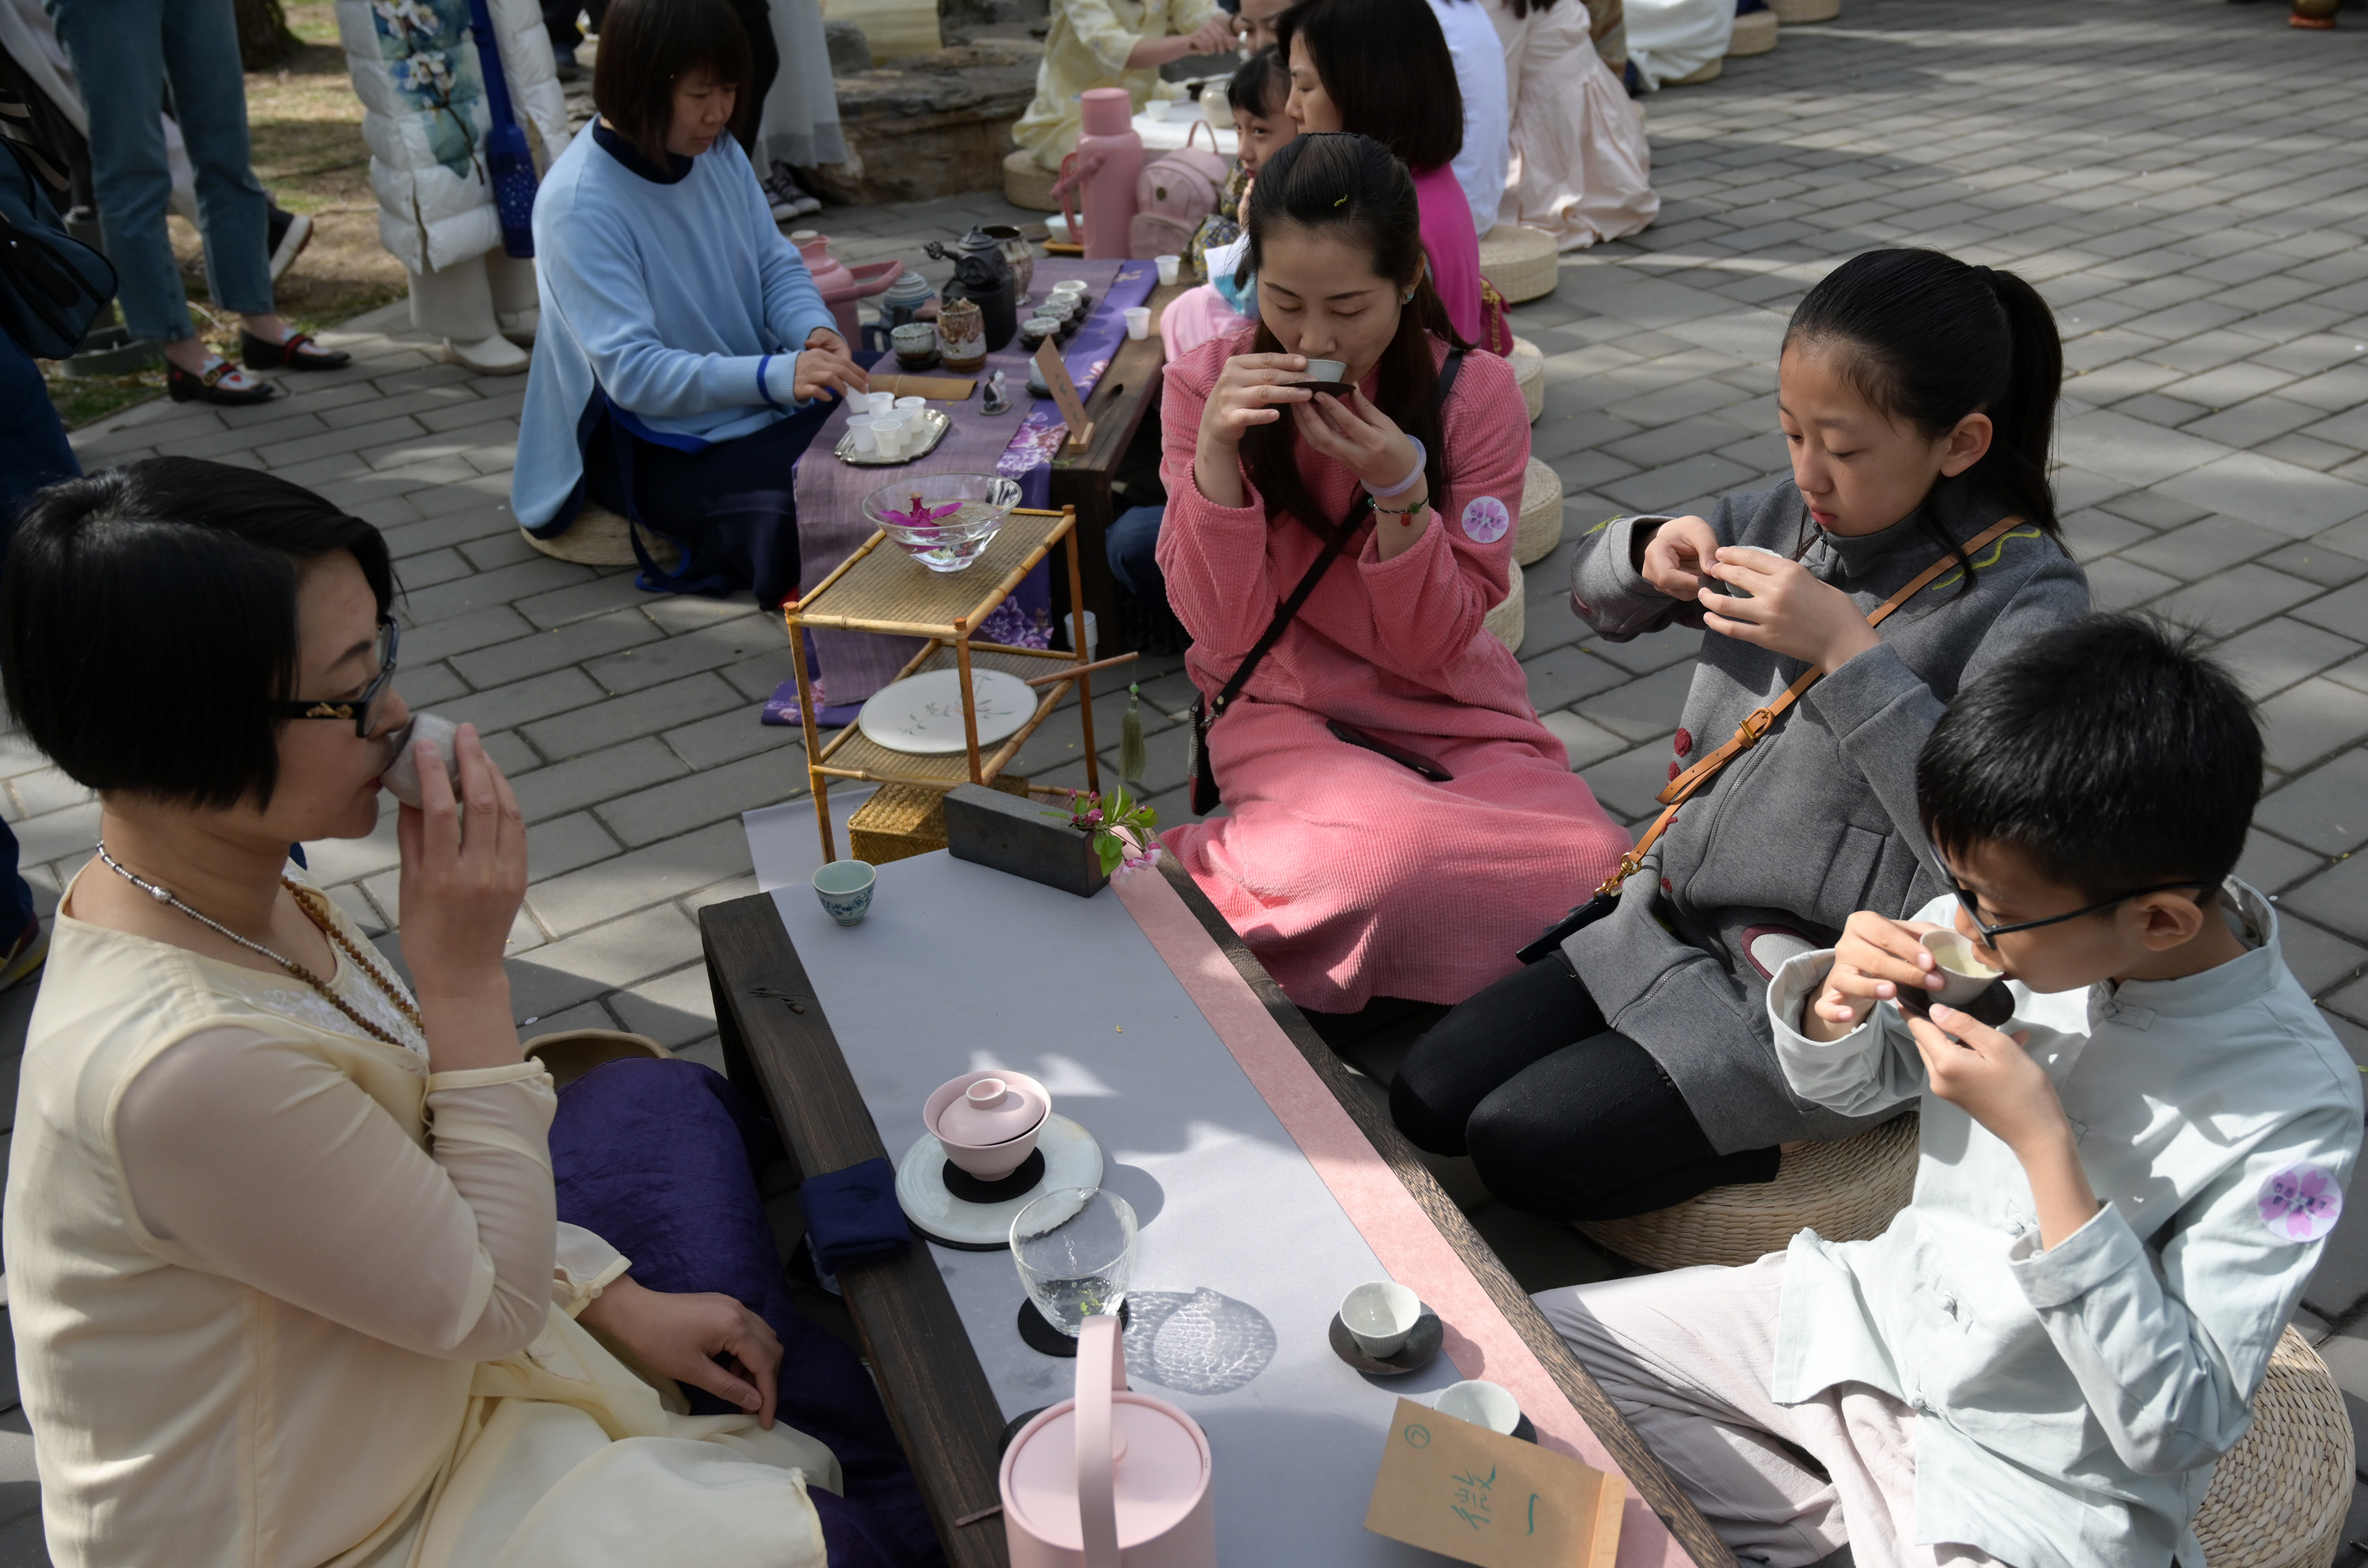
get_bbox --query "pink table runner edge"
[1114,870,1688,1567]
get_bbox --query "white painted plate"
[857,667,1036,755]
[895,1113,1105,1248]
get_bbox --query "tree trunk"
[233,0,303,71]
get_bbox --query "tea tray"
[835,406,952,466]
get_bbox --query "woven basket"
[1516,458,1564,567]
[1770,0,1838,21]
[1485,559,1525,654]
[848,777,1031,865]
[1666,56,1723,86]
[1726,8,1777,54]
[519,505,680,571]
[1576,1112,1919,1270]
[1004,149,1061,212]
[1509,336,1545,424]
[1479,224,1561,304]
[2193,1327,2352,1568]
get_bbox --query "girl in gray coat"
[1392,248,2090,1221]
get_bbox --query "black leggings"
[1389,952,1780,1222]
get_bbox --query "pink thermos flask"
[1057,87,1144,262]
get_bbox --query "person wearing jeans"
[47,0,349,404]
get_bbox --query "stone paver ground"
[8,0,2368,1558]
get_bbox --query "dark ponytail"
[1235,133,1466,542]
[1783,248,2063,596]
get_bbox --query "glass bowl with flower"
[862,474,1021,574]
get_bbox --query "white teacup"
[1437,1379,1521,1435]
[1339,1280,1422,1358]
[1921,929,2005,1008]
[1710,543,1788,598]
[1301,357,1347,385]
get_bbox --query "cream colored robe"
[1011,0,1221,171]
[6,869,835,1568]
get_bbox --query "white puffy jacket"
[335,0,571,274]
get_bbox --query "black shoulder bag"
[1185,350,1465,815]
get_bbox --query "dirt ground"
[45,1,405,427]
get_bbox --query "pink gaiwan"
[925,1068,1052,1181]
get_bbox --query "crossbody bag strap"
[1208,349,1467,719]
[1588,514,2026,899]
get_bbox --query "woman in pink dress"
[1277,0,1485,346]
[1157,133,1627,1013]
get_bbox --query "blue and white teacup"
[812,859,877,926]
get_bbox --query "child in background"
[1541,614,2362,1568]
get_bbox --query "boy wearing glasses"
[1538,614,2362,1568]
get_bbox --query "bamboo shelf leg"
[956,634,984,787]
[789,616,838,864]
[1063,512,1103,796]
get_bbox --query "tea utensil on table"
[1014,1187,1137,1347]
[811,859,876,926]
[1437,1379,1537,1442]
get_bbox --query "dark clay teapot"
[926,226,1017,353]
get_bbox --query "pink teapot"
[1001,1314,1214,1567]
[790,230,903,345]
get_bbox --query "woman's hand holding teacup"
[1193,352,1313,506]
[795,327,869,404]
[395,723,529,1072]
[1697,548,1880,672]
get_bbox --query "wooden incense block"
[942,782,1106,898]
[868,374,976,400]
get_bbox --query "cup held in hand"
[380,713,460,807]
[1339,1280,1422,1358]
[1903,929,2015,1027]
[812,858,877,926]
[1297,357,1349,396]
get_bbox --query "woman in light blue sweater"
[514,0,867,604]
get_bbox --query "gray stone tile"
[524,820,756,937]
[2118,515,2290,581]
[605,964,720,1049]
[583,617,784,696]
[1538,711,1635,773]
[2293,579,2368,643]
[2257,676,2368,773]
[448,609,666,690]
[2277,915,2368,998]
[505,904,706,1020]
[2237,829,2327,896]
[2084,556,2180,613]
[2145,564,2324,636]
[593,752,802,850]
[2261,542,2368,589]
[2212,619,2365,702]
[441,668,611,735]
[511,736,690,823]
[1576,664,1696,744]
[1578,739,1679,825]
[399,557,598,626]
[2257,750,2368,857]
[1519,646,1636,712]
[2160,452,2368,539]
[1587,623,1704,677]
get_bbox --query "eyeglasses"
[272,618,399,739]
[1946,876,2205,941]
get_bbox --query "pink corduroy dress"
[1156,330,1629,1012]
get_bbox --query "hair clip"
[1334,194,1348,208]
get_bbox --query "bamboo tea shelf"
[785,505,1103,863]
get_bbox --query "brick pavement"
[8,0,2368,1557]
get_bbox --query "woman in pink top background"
[1156,133,1626,1012]
[1278,0,1486,346]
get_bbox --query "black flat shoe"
[166,360,278,405]
[241,329,350,372]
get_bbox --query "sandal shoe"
[240,328,351,372]
[522,1028,675,1089]
[167,357,277,405]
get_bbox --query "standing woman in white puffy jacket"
[335,0,571,372]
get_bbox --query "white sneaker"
[444,333,530,374]
[497,306,539,346]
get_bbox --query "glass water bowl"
[862,473,1022,574]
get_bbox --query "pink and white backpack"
[1128,122,1230,260]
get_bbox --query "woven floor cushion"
[1479,224,1561,304]
[1517,458,1564,567]
[1003,149,1061,212]
[1509,336,1545,424]
[2193,1326,2352,1568]
[1770,0,1838,21]
[1485,558,1525,654]
[1665,56,1723,86]
[1727,8,1777,55]
[519,505,679,571]
[1576,1111,1919,1270]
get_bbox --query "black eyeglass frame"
[1946,877,2208,941]
[272,618,399,739]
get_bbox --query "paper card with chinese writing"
[1365,1398,1625,1568]
[1032,339,1093,450]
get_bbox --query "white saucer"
[857,667,1036,756]
[896,1113,1103,1249]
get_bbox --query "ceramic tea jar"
[981,223,1035,300]
[939,297,988,372]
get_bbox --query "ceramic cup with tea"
[1437,1380,1522,1435]
[812,859,877,926]
[1298,357,1349,396]
[1710,543,1789,599]
[1902,928,2015,1027]
[380,713,461,806]
[1339,1280,1422,1358]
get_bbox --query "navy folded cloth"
[802,1156,913,1272]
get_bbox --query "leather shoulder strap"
[1591,515,2025,898]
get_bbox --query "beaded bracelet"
[1366,436,1427,499]
[1368,495,1428,516]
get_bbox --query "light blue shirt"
[512,122,837,530]
[1764,882,2362,1568]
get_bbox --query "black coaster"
[942,1148,1047,1205]
[1328,1308,1444,1375]
[1018,1297,1130,1357]
[998,1405,1051,1457]
[1512,1413,1537,1444]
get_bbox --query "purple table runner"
[777,258,1160,720]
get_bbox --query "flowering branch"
[1047,785,1161,878]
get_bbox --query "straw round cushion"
[519,504,680,571]
[1484,559,1526,653]
[1516,457,1564,567]
[1576,1111,1920,1270]
[1509,336,1546,424]
[1726,8,1777,55]
[1666,56,1722,86]
[2192,1327,2352,1568]
[1479,224,1561,304]
[522,1028,673,1090]
[1004,149,1061,212]
[1770,0,1838,21]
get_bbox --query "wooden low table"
[702,859,1733,1568]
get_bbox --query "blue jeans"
[0,332,76,937]
[49,0,272,343]
[1107,503,1167,605]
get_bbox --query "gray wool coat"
[1562,477,2089,1153]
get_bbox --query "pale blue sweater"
[514,122,837,531]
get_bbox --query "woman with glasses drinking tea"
[0,458,935,1568]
